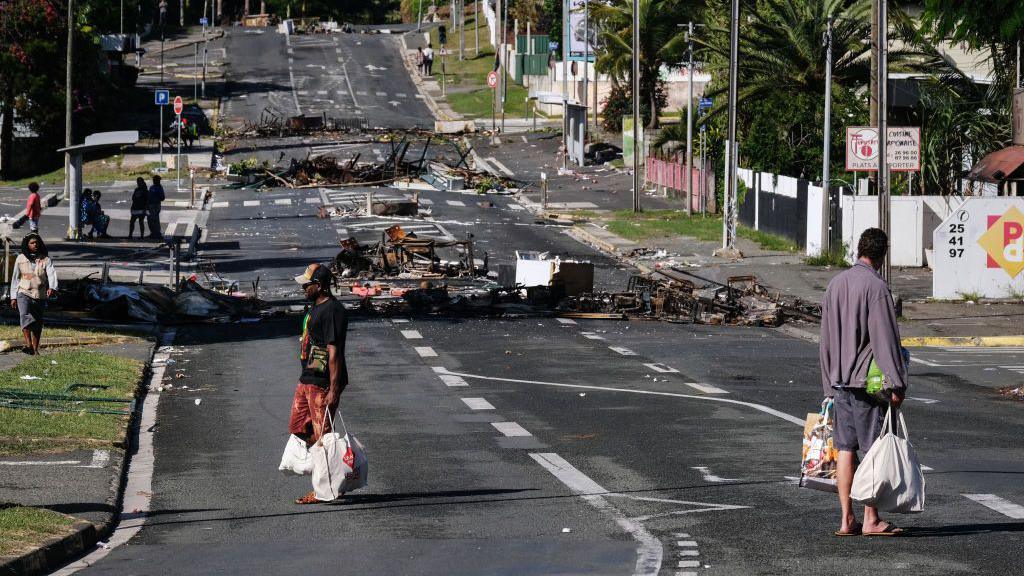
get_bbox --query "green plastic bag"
[866,347,910,402]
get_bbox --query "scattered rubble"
[332,225,484,280]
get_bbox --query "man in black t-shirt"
[288,263,349,504]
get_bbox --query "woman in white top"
[8,233,57,355]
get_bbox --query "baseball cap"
[294,263,333,287]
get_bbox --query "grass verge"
[0,350,145,455]
[603,210,799,252]
[0,506,75,557]
[0,156,162,188]
[805,248,851,267]
[0,325,143,344]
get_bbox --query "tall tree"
[921,0,1024,91]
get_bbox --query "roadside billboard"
[845,126,921,172]
[564,0,596,61]
[932,198,1024,298]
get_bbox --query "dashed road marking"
[684,382,729,395]
[677,550,699,556]
[391,318,410,323]
[461,397,495,410]
[305,197,321,204]
[243,200,260,207]
[401,330,423,340]
[211,201,229,208]
[414,346,437,357]
[963,494,1024,519]
[644,363,679,373]
[492,422,532,437]
[439,374,469,387]
[581,332,605,340]
[509,203,525,211]
[676,541,698,547]
[609,346,637,356]
[274,198,292,205]
[446,200,466,207]
[556,318,577,325]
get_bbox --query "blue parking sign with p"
[155,90,170,106]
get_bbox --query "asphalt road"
[221,27,432,131]
[59,182,1024,576]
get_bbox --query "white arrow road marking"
[364,64,387,71]
[692,466,740,482]
[388,100,401,107]
[963,494,1024,519]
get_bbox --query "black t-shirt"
[299,299,349,388]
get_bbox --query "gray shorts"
[833,386,885,454]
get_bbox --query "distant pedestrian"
[25,182,42,233]
[88,191,110,239]
[819,227,908,537]
[80,189,96,231]
[416,46,425,75]
[423,43,434,76]
[8,233,56,355]
[289,263,348,505]
[130,177,149,238]
[147,175,166,239]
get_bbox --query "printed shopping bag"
[800,398,838,493]
[851,407,926,513]
[309,411,369,501]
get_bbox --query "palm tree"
[589,0,697,128]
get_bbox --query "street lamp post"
[822,16,833,254]
[877,0,890,284]
[65,0,79,240]
[583,0,589,145]
[723,0,740,251]
[684,21,694,215]
[631,0,640,212]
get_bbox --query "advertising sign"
[845,126,921,172]
[565,0,596,61]
[932,198,1024,298]
[622,115,644,169]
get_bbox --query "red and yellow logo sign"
[979,205,1024,278]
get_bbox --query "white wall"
[806,185,826,257]
[840,196,924,267]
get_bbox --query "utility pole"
[631,0,640,212]
[501,0,508,132]
[459,0,465,61]
[723,0,740,250]
[417,0,423,31]
[65,0,78,240]
[684,21,694,215]
[877,0,890,284]
[822,16,833,253]
[120,0,124,35]
[202,0,208,99]
[869,0,878,194]
[475,0,479,56]
[583,0,589,145]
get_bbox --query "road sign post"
[173,96,183,191]
[487,71,498,132]
[155,90,169,166]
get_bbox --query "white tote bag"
[278,434,314,476]
[851,407,926,514]
[309,411,368,501]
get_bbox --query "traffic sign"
[155,90,170,106]
[200,17,208,26]
[173,96,184,115]
[487,70,498,89]
[698,97,713,110]
[548,41,559,52]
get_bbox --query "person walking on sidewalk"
[147,175,166,239]
[416,46,425,76]
[819,227,908,537]
[423,43,434,76]
[25,182,42,233]
[129,177,149,238]
[289,263,349,505]
[8,234,57,355]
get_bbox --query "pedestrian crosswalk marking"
[414,346,437,358]
[609,346,637,356]
[461,397,494,410]
[274,198,292,205]
[211,201,229,208]
[446,200,466,207]
[492,422,532,437]
[684,382,729,395]
[963,494,1024,519]
[243,200,260,207]
[305,197,321,204]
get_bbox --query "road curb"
[399,31,454,122]
[0,339,159,576]
[0,516,97,576]
[567,223,638,256]
[901,335,1024,348]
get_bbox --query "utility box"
[514,251,594,296]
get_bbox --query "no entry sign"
[173,96,184,115]
[487,71,498,89]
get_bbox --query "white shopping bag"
[851,406,926,514]
[278,434,314,476]
[309,411,368,501]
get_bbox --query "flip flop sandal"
[834,526,862,537]
[864,524,905,536]
[294,491,320,505]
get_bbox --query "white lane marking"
[0,460,81,466]
[85,449,111,469]
[439,374,468,387]
[673,533,690,538]
[676,541,698,547]
[395,92,407,97]
[530,453,663,575]
[581,332,605,340]
[677,560,700,568]
[509,203,525,211]
[609,346,637,356]
[274,198,292,205]
[963,494,1024,519]
[521,135,528,143]
[910,356,943,367]
[677,550,699,556]
[921,465,934,471]
[211,201,229,208]
[336,228,348,236]
[305,197,321,204]
[401,329,423,340]
[556,318,577,325]
[288,68,302,114]
[644,363,679,373]
[391,318,410,323]
[461,397,495,410]
[243,200,260,207]
[492,422,532,437]
[486,156,515,176]
[375,91,387,97]
[692,466,739,482]
[445,369,805,426]
[684,382,729,395]
[414,346,437,357]
[446,200,466,207]
[432,366,449,373]
[908,396,940,404]
[356,90,368,96]
[53,330,177,575]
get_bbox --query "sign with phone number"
[932,198,1024,298]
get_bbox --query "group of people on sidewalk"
[22,176,166,241]
[416,44,435,76]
